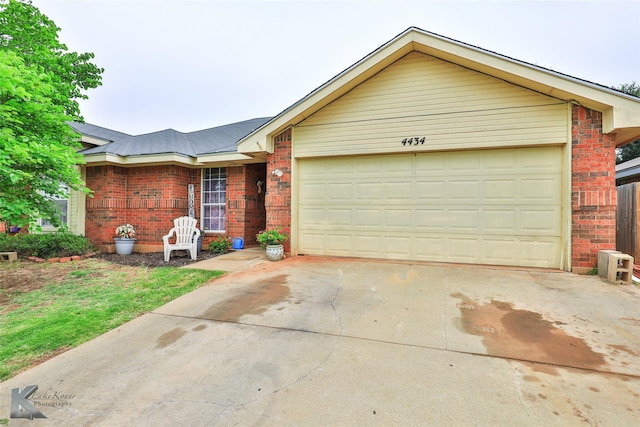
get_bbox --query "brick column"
[265,129,292,252]
[571,105,617,273]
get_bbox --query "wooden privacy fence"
[616,182,640,261]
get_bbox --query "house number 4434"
[401,137,426,146]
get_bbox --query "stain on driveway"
[201,274,291,322]
[452,292,607,370]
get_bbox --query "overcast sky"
[30,0,640,136]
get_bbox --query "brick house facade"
[85,163,266,253]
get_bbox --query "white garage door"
[298,146,563,268]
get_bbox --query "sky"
[29,0,640,136]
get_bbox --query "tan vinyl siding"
[294,52,569,158]
[67,167,86,236]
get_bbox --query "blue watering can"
[232,237,244,250]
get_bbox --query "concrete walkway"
[183,246,270,272]
[1,257,639,426]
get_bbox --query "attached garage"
[292,49,568,268]
[237,27,640,272]
[297,147,563,268]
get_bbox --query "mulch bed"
[94,250,221,268]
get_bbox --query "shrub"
[0,232,94,258]
[207,236,232,254]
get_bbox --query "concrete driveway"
[1,257,639,426]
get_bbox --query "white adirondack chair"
[163,216,200,262]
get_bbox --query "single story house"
[61,27,640,273]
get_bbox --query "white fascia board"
[82,153,199,167]
[80,134,111,146]
[196,152,264,164]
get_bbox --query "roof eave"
[197,152,267,165]
[82,153,201,167]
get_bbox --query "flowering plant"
[256,228,288,249]
[115,223,136,239]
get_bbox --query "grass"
[0,259,223,381]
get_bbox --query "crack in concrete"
[510,365,533,421]
[198,269,346,423]
[258,268,345,394]
[444,269,450,351]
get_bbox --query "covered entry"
[298,146,563,268]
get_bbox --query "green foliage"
[0,260,223,380]
[615,82,640,164]
[0,0,103,228]
[0,231,94,258]
[256,228,289,249]
[207,235,232,254]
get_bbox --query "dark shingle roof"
[75,117,272,157]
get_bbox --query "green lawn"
[0,259,223,381]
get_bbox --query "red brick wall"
[86,165,199,252]
[265,129,292,252]
[571,105,617,273]
[227,164,267,246]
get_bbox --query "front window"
[40,185,69,229]
[202,167,226,232]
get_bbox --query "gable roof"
[74,117,272,166]
[237,26,640,155]
[69,122,132,146]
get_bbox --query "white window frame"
[201,167,226,233]
[39,185,69,230]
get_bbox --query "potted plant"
[193,229,204,255]
[256,228,288,261]
[114,223,136,255]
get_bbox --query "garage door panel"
[299,208,326,225]
[484,179,517,201]
[355,209,382,226]
[416,181,446,200]
[299,183,326,202]
[415,209,446,229]
[356,182,382,200]
[448,238,480,260]
[384,209,413,228]
[519,239,560,266]
[299,232,325,252]
[483,209,517,232]
[415,237,447,259]
[298,146,562,268]
[448,181,481,201]
[326,209,352,226]
[482,238,520,263]
[327,183,352,200]
[326,234,353,254]
[520,208,560,234]
[415,155,446,175]
[384,181,413,200]
[448,209,479,230]
[386,236,412,258]
[355,235,383,256]
[521,178,561,202]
